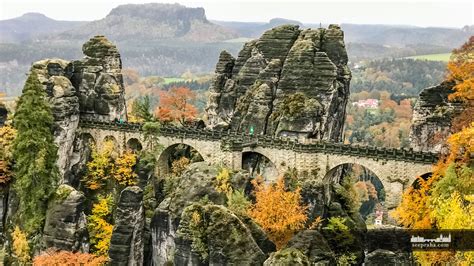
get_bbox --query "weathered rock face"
[25,36,127,182]
[71,35,127,121]
[206,24,351,141]
[285,230,336,265]
[410,81,463,153]
[176,204,268,265]
[150,162,273,265]
[364,249,413,265]
[109,186,145,266]
[43,185,88,252]
[30,59,80,181]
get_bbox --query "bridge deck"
[79,119,439,164]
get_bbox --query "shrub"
[215,167,232,195]
[226,189,251,216]
[12,226,30,264]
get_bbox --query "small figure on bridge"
[249,125,254,135]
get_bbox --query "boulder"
[176,203,267,265]
[150,162,252,265]
[285,230,336,265]
[206,24,351,141]
[109,186,145,266]
[263,248,310,266]
[410,81,463,153]
[43,185,88,252]
[364,249,413,265]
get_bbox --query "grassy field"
[405,53,451,62]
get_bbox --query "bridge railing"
[78,119,439,164]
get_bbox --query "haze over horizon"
[1,0,473,28]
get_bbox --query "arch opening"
[103,135,120,157]
[324,163,386,223]
[242,151,278,181]
[157,143,204,175]
[411,172,433,189]
[126,138,143,152]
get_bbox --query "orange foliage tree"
[155,87,197,125]
[33,250,108,266]
[392,36,474,264]
[248,177,307,249]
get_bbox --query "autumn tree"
[155,87,197,125]
[87,195,114,256]
[11,72,59,234]
[248,177,307,249]
[0,124,16,184]
[392,37,474,264]
[12,226,31,264]
[83,141,115,190]
[33,250,108,266]
[113,150,138,186]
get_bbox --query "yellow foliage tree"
[87,195,114,256]
[0,125,16,184]
[84,141,115,190]
[447,36,474,103]
[113,151,138,186]
[171,156,190,177]
[215,167,232,195]
[12,226,31,264]
[248,176,307,249]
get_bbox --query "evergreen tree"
[12,72,59,234]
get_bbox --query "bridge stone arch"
[126,138,143,152]
[241,149,279,181]
[322,154,433,209]
[156,142,205,176]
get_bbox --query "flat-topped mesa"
[409,81,463,153]
[205,24,351,142]
[72,35,127,121]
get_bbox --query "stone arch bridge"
[79,119,438,208]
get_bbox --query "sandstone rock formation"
[25,36,127,182]
[206,24,351,141]
[42,185,88,252]
[410,81,463,153]
[109,186,145,266]
[150,162,274,265]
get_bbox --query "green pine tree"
[12,71,59,234]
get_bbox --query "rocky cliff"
[409,81,463,153]
[27,35,126,181]
[206,24,351,141]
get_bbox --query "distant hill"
[57,3,238,43]
[338,23,474,48]
[0,4,473,97]
[0,13,86,43]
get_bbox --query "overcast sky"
[1,0,473,28]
